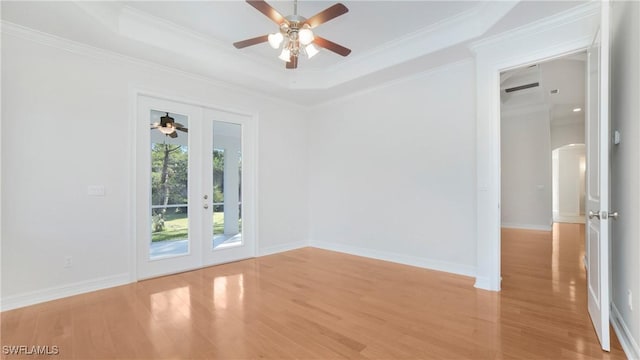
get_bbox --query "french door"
[136,96,255,279]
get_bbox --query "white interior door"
[585,1,611,351]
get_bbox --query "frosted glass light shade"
[278,48,291,62]
[305,44,319,59]
[159,125,175,135]
[298,27,314,45]
[268,33,283,49]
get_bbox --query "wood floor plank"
[1,223,627,359]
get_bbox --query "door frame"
[470,2,601,291]
[129,89,258,281]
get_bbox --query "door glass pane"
[149,110,189,259]
[212,121,242,249]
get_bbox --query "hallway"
[500,223,625,358]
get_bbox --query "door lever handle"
[588,210,600,220]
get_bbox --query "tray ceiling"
[1,1,588,105]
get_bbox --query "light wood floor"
[1,223,627,359]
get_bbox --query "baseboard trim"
[501,223,552,231]
[474,276,495,290]
[611,303,640,360]
[1,273,131,312]
[309,240,476,278]
[259,241,308,256]
[554,214,586,224]
[2,240,310,312]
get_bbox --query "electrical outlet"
[628,289,633,311]
[64,256,73,268]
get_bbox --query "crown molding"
[332,0,517,73]
[311,58,474,109]
[4,1,586,103]
[0,21,301,107]
[292,1,519,90]
[112,4,287,86]
[74,1,516,92]
[74,1,270,70]
[469,1,599,54]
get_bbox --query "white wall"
[551,118,585,150]
[552,145,585,223]
[1,30,309,308]
[500,110,552,230]
[307,61,477,276]
[610,0,640,357]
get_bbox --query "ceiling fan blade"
[176,126,188,133]
[246,0,286,25]
[233,35,269,49]
[303,3,348,28]
[313,36,351,57]
[286,55,298,69]
[168,131,178,139]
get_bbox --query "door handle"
[203,203,209,209]
[588,210,619,220]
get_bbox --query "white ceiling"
[500,52,587,124]
[1,0,588,105]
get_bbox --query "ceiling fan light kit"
[151,112,188,138]
[268,32,283,48]
[298,25,314,45]
[305,43,319,58]
[233,0,351,69]
[158,124,175,135]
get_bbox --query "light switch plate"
[87,185,105,196]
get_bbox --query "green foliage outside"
[151,212,241,242]
[150,145,224,209]
[150,141,240,243]
[213,149,224,209]
[151,143,188,207]
[151,213,165,232]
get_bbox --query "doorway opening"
[497,50,620,348]
[499,53,588,291]
[500,51,586,233]
[475,1,611,350]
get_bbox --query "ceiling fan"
[233,0,351,69]
[150,112,188,138]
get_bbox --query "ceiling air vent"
[505,82,539,93]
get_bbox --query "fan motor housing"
[285,14,306,24]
